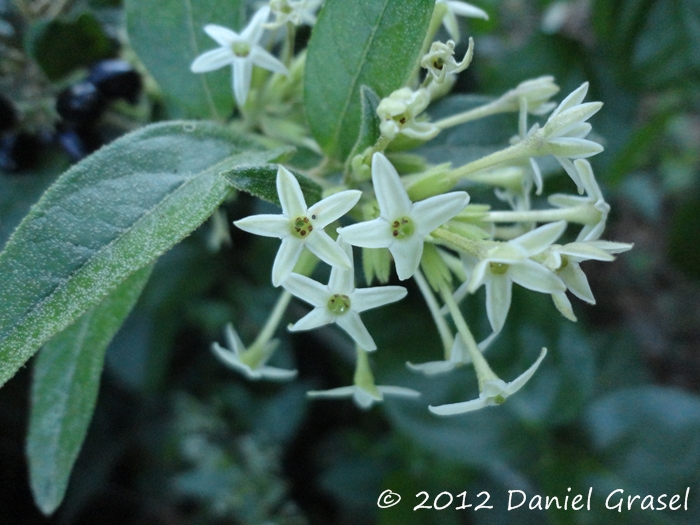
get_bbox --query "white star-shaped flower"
[212,323,297,381]
[429,348,547,415]
[310,344,420,409]
[466,221,567,333]
[266,0,322,28]
[282,238,407,350]
[436,0,489,42]
[190,6,289,107]
[549,159,609,241]
[308,384,421,409]
[234,165,361,287]
[339,153,470,281]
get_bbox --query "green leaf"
[0,120,290,388]
[347,85,382,163]
[125,0,245,119]
[25,13,114,80]
[304,0,433,162]
[585,386,700,495]
[27,264,153,516]
[222,164,323,206]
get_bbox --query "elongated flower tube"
[309,346,420,409]
[212,323,297,381]
[339,153,470,280]
[235,166,361,286]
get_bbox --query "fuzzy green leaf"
[0,120,290,388]
[125,0,245,119]
[222,164,323,206]
[304,0,433,162]
[27,264,153,516]
[348,85,382,162]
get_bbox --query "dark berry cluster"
[55,59,143,161]
[1,59,142,173]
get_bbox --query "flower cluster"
[196,2,632,415]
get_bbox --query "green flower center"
[489,262,509,275]
[290,216,313,238]
[232,42,251,57]
[558,255,570,270]
[433,58,445,71]
[493,394,506,404]
[327,294,351,315]
[390,216,414,239]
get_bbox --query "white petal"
[587,240,633,254]
[441,10,460,41]
[350,286,407,312]
[548,193,588,208]
[306,230,351,269]
[289,307,334,331]
[557,242,614,261]
[510,221,566,255]
[559,262,595,303]
[272,236,304,286]
[485,274,512,333]
[282,273,329,306]
[307,386,356,399]
[401,122,440,140]
[353,387,381,408]
[429,396,489,415]
[234,214,290,238]
[467,259,489,292]
[530,157,543,195]
[573,159,603,200]
[257,366,299,380]
[190,47,233,72]
[390,236,424,280]
[250,46,289,75]
[407,360,458,375]
[411,191,470,235]
[232,58,253,107]
[308,190,362,229]
[504,348,547,395]
[377,386,421,398]
[552,291,577,322]
[549,82,588,120]
[446,1,489,19]
[338,219,394,249]
[509,259,566,294]
[336,311,376,351]
[556,156,584,192]
[203,24,239,46]
[372,153,412,219]
[223,323,244,355]
[277,166,307,217]
[212,342,246,369]
[241,6,270,44]
[328,238,355,294]
[547,137,603,159]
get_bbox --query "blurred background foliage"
[2,0,700,523]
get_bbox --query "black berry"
[0,133,42,172]
[56,80,107,124]
[88,59,142,104]
[56,124,102,161]
[0,94,18,132]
